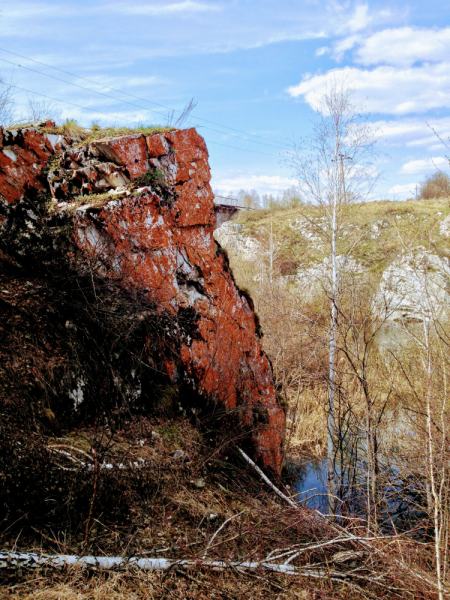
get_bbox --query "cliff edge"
[0,123,284,471]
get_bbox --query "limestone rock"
[375,251,450,322]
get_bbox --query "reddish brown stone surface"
[146,133,169,158]
[91,134,150,180]
[0,126,285,472]
[0,127,65,204]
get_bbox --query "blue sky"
[1,0,450,200]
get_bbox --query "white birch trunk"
[327,136,339,514]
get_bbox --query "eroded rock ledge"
[0,124,285,471]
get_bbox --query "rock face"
[0,124,285,472]
[375,251,450,322]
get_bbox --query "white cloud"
[351,26,450,67]
[212,174,297,197]
[400,157,448,174]
[109,1,220,15]
[334,3,394,36]
[345,4,371,33]
[315,46,330,57]
[93,75,168,89]
[333,35,361,61]
[287,64,450,115]
[373,117,450,148]
[0,0,397,54]
[388,183,418,196]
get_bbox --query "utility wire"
[1,56,279,154]
[0,47,287,152]
[205,139,273,156]
[6,83,275,157]
[8,84,140,125]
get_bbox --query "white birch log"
[237,448,297,508]
[48,446,148,471]
[0,552,301,575]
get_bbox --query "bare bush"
[0,76,15,126]
[19,96,61,124]
[419,171,450,199]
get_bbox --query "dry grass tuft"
[44,120,175,143]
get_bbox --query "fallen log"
[0,551,302,575]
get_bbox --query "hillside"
[215,197,450,460]
[217,198,450,278]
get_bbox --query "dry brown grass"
[48,120,175,142]
[0,569,341,600]
[285,388,327,459]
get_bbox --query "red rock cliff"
[0,124,285,471]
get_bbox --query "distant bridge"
[213,195,257,229]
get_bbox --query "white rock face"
[69,378,85,408]
[289,216,324,246]
[294,256,365,300]
[214,222,260,260]
[215,217,450,323]
[439,214,450,238]
[375,252,450,321]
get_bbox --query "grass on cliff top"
[8,119,175,141]
[55,120,175,141]
[230,197,450,275]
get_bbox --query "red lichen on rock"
[0,125,285,472]
[91,134,150,180]
[146,134,169,158]
[0,127,64,204]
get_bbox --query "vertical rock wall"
[0,125,285,472]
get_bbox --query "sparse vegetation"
[230,197,450,275]
[4,118,175,142]
[45,119,175,142]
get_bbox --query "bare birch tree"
[289,77,378,512]
[0,75,14,126]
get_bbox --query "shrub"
[419,171,450,199]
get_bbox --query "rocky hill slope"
[215,198,450,321]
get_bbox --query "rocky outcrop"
[0,124,285,472]
[375,251,450,322]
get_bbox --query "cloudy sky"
[0,0,449,200]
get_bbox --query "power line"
[1,57,167,122]
[6,84,276,158]
[0,46,287,152]
[205,139,273,156]
[8,84,140,125]
[1,56,280,154]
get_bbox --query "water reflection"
[286,458,328,512]
[287,456,427,532]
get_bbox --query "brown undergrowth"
[0,570,347,600]
[0,414,442,599]
[0,221,446,598]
